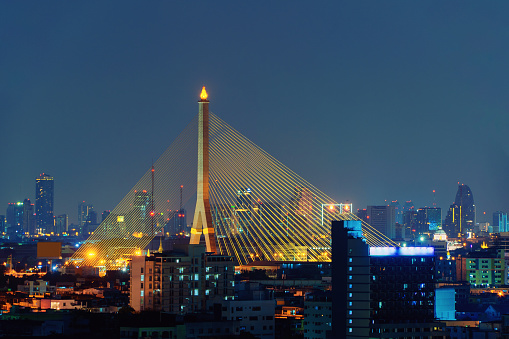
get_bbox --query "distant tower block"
[190,87,217,253]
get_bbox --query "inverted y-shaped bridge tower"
[189,87,217,253]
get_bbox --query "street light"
[321,203,353,226]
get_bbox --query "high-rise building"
[55,214,68,235]
[6,202,23,236]
[292,186,313,217]
[493,211,508,233]
[366,205,396,239]
[403,200,415,213]
[332,220,370,338]
[234,188,253,236]
[22,198,35,236]
[35,173,54,233]
[0,215,6,234]
[390,200,403,224]
[101,210,111,223]
[356,209,368,223]
[444,184,475,237]
[166,208,187,235]
[416,207,442,233]
[403,210,418,239]
[78,201,93,228]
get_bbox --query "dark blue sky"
[1,2,508,224]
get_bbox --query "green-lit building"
[460,249,505,287]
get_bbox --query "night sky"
[1,2,508,224]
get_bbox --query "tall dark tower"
[444,183,475,237]
[190,87,217,253]
[35,173,54,233]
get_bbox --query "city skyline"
[1,2,509,224]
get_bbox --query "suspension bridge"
[71,88,396,270]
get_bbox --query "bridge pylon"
[189,87,217,253]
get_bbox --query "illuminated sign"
[117,216,124,222]
[370,246,434,257]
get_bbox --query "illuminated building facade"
[35,173,54,234]
[458,249,505,287]
[366,205,396,239]
[130,244,234,313]
[444,184,475,238]
[369,247,445,338]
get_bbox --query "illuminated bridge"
[71,89,396,270]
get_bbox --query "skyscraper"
[35,173,54,233]
[443,184,475,237]
[0,215,6,234]
[22,198,36,236]
[416,207,442,233]
[101,210,111,223]
[55,214,68,235]
[78,201,93,228]
[6,202,23,236]
[366,205,396,239]
[390,200,403,224]
[493,211,508,233]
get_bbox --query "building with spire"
[443,184,475,238]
